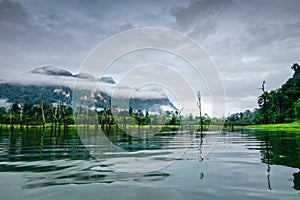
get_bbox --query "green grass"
[0,123,224,131]
[245,121,300,130]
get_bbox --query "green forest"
[0,86,217,130]
[227,63,300,125]
[1,63,300,129]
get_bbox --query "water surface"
[0,127,299,199]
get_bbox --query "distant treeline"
[227,63,300,125]
[0,100,222,127]
[0,82,224,129]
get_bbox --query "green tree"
[129,108,151,126]
[291,63,300,76]
[294,98,300,120]
[0,107,7,123]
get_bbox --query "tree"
[129,107,133,117]
[168,113,180,125]
[294,98,300,120]
[129,108,151,127]
[41,94,46,131]
[291,63,300,76]
[197,91,203,132]
[17,95,24,130]
[0,107,7,123]
[258,81,269,124]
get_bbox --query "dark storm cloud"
[0,0,33,44]
[0,0,175,74]
[1,0,300,114]
[0,0,25,22]
[170,0,233,40]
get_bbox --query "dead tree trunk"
[57,101,64,136]
[19,95,24,131]
[41,94,46,131]
[9,108,13,130]
[197,91,203,133]
[52,106,57,136]
[95,109,98,133]
[260,81,268,124]
[108,99,112,130]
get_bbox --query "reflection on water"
[0,127,171,188]
[0,127,300,199]
[250,129,300,191]
[1,160,169,189]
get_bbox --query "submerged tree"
[197,91,203,132]
[52,87,70,134]
[18,95,24,130]
[41,93,46,131]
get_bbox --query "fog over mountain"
[1,0,300,115]
[0,82,178,113]
[0,66,178,113]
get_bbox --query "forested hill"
[258,63,300,123]
[0,83,177,112]
[0,83,72,105]
[228,63,300,125]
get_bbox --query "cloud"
[0,0,34,44]
[0,98,12,109]
[1,0,300,115]
[170,0,233,40]
[0,0,26,23]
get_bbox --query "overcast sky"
[1,0,300,115]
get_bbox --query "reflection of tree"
[256,130,300,191]
[3,127,88,162]
[264,132,272,190]
[100,124,181,151]
[293,171,300,190]
[196,127,205,180]
[196,130,205,162]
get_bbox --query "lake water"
[0,127,300,200]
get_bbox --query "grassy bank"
[245,121,300,129]
[0,123,225,132]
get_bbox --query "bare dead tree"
[57,101,63,135]
[108,99,112,130]
[9,106,13,130]
[197,91,203,133]
[261,80,266,93]
[18,95,24,131]
[95,109,98,133]
[41,93,46,131]
[53,87,69,135]
[52,105,57,135]
[259,81,268,124]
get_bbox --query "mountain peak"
[98,76,116,84]
[29,66,116,84]
[74,73,95,80]
[30,66,73,77]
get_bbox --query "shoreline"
[244,121,300,130]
